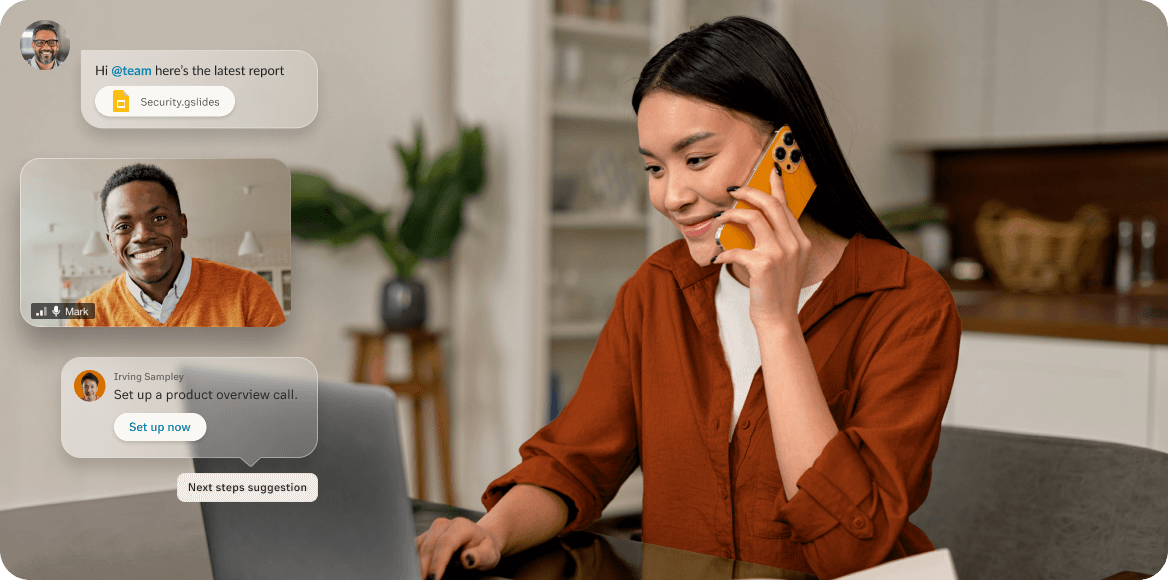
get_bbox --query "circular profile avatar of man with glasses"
[21,20,70,70]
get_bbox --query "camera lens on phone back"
[783,132,795,146]
[774,147,786,161]
[790,149,802,163]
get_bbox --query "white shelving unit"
[545,0,658,518]
[553,14,652,41]
[549,320,607,340]
[546,1,652,414]
[550,210,644,230]
[551,101,637,123]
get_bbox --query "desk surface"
[412,499,810,580]
[0,492,808,580]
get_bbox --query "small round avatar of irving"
[417,17,959,580]
[68,164,286,327]
[76,372,103,402]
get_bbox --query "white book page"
[835,549,959,580]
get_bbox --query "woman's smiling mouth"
[680,217,716,238]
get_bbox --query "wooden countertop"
[949,281,1168,345]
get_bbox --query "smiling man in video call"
[69,163,285,327]
[26,24,61,70]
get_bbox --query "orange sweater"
[68,258,286,327]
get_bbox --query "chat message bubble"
[62,357,317,466]
[80,50,317,128]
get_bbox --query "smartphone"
[715,125,817,251]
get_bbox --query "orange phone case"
[715,125,817,251]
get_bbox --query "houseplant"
[290,125,485,327]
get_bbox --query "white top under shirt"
[715,264,822,441]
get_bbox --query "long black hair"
[632,16,902,249]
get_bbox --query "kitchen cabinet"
[1100,0,1168,140]
[890,0,992,145]
[1152,346,1168,452]
[946,331,1153,449]
[892,0,1168,148]
[989,0,1100,142]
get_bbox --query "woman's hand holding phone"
[712,163,811,331]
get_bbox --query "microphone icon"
[52,305,60,316]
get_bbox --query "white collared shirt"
[716,264,822,441]
[124,251,192,324]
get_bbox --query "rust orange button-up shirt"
[484,234,961,579]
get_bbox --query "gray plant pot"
[381,278,427,329]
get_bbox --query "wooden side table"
[349,328,453,505]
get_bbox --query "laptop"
[194,381,421,579]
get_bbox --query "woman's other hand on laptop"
[416,516,503,579]
[416,484,569,579]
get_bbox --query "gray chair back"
[912,426,1168,580]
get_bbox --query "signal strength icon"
[34,306,47,318]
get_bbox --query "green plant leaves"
[290,174,348,241]
[395,127,425,193]
[397,178,435,251]
[290,123,486,279]
[289,196,344,240]
[396,125,486,261]
[456,126,485,193]
[290,172,331,198]
[290,173,389,246]
[326,208,389,248]
[400,181,465,259]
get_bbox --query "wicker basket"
[975,200,1109,293]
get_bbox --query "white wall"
[450,0,547,508]
[0,0,453,510]
[19,244,62,327]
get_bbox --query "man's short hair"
[100,164,181,219]
[32,24,56,38]
[81,372,98,385]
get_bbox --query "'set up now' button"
[115,413,207,441]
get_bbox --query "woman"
[418,16,959,580]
